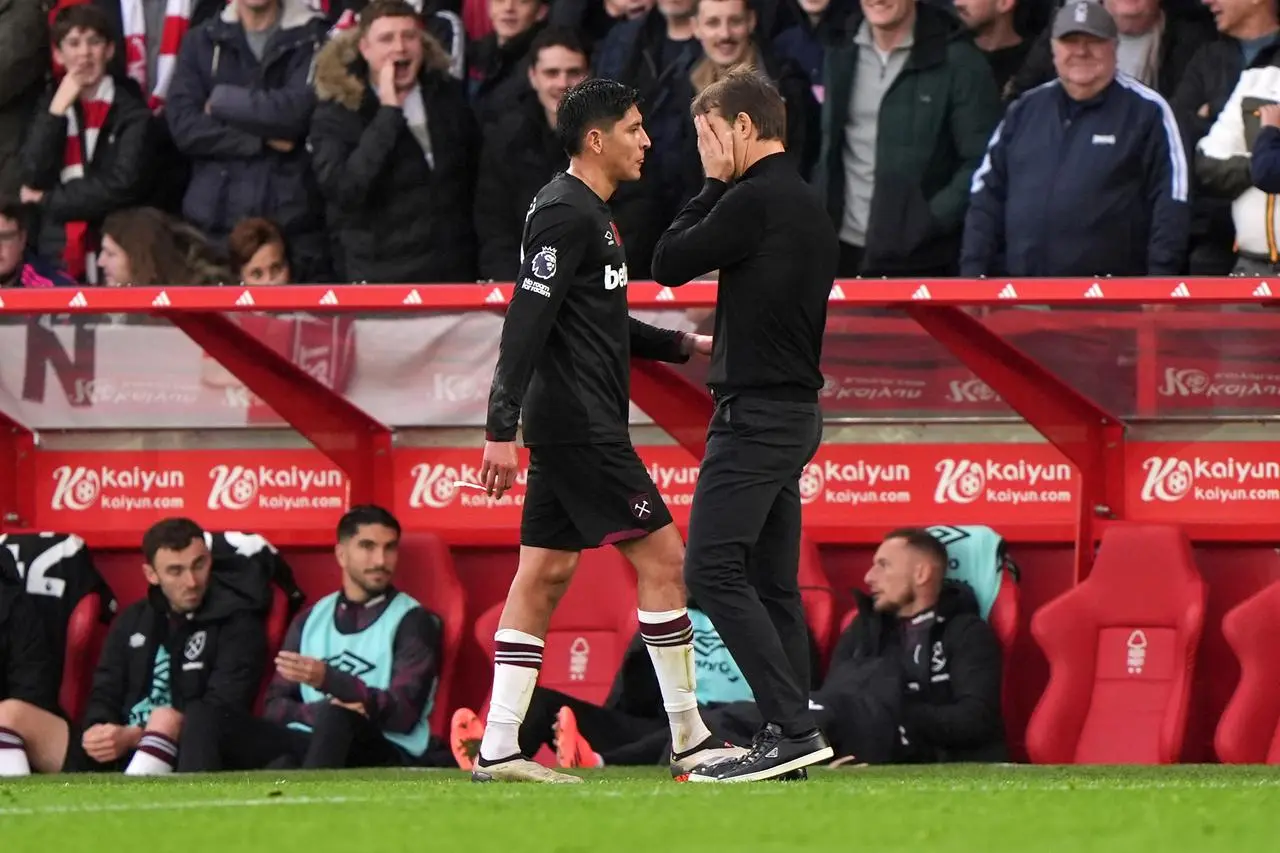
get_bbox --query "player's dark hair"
[529,25,589,67]
[142,518,206,566]
[883,527,949,574]
[556,78,641,156]
[0,195,27,230]
[690,66,786,144]
[337,505,402,542]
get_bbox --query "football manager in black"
[650,68,838,783]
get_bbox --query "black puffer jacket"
[819,580,1007,764]
[82,569,268,728]
[0,577,58,711]
[309,28,478,283]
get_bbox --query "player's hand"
[82,723,140,762]
[50,71,83,117]
[330,698,368,717]
[1262,104,1280,129]
[480,440,520,499]
[19,186,44,205]
[695,113,735,182]
[266,138,295,152]
[689,334,713,356]
[275,651,327,688]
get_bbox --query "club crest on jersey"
[531,246,557,280]
[605,222,622,246]
[184,630,207,661]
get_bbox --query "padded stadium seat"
[1025,524,1205,765]
[1215,580,1280,764]
[59,592,108,722]
[392,534,467,737]
[475,548,638,707]
[797,536,837,670]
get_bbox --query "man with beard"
[177,506,449,770]
[475,25,589,280]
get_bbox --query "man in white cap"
[960,0,1190,278]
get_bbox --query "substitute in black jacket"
[166,0,332,283]
[961,1,1190,277]
[816,528,1005,765]
[310,0,477,283]
[0,518,267,778]
[19,4,153,283]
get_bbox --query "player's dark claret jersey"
[485,172,689,446]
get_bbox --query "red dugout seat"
[393,534,467,737]
[797,536,837,670]
[1025,524,1205,764]
[59,592,108,722]
[475,549,638,708]
[1215,580,1280,764]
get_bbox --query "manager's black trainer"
[687,723,832,783]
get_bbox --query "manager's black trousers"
[683,394,823,737]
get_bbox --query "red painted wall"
[90,542,1280,763]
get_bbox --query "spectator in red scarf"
[19,4,152,284]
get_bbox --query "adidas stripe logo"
[319,289,338,306]
[403,289,423,305]
[1170,282,1190,298]
[998,283,1017,299]
[1255,281,1273,298]
[656,287,674,301]
[829,284,845,300]
[912,284,932,300]
[151,291,171,307]
[236,290,255,307]
[69,291,87,308]
[484,287,506,304]
[1084,283,1104,298]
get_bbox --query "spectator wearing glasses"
[0,198,76,288]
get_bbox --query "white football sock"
[0,727,31,776]
[639,608,712,754]
[479,628,544,762]
[124,732,177,776]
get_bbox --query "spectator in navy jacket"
[961,1,1190,277]
[166,0,332,283]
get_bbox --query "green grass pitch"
[2,765,1279,852]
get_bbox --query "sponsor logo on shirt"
[604,263,628,291]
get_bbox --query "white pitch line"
[0,794,390,817]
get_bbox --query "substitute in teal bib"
[290,591,431,757]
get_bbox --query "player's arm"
[320,608,441,734]
[481,204,590,496]
[83,612,132,727]
[628,318,693,363]
[650,180,764,286]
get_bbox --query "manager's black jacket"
[651,152,837,399]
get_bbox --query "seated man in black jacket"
[0,518,267,777]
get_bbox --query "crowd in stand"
[2,0,1280,289]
